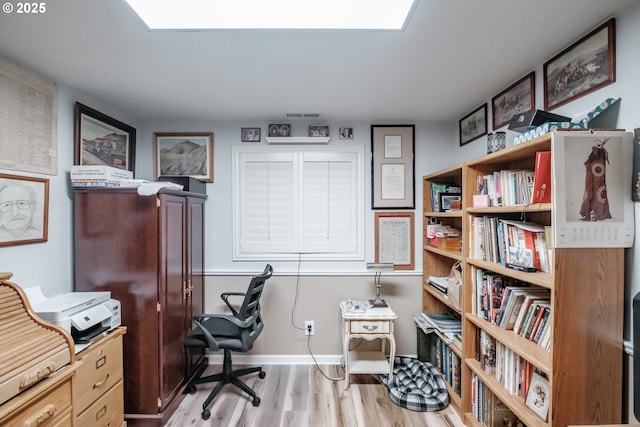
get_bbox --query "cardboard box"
[71,165,133,181]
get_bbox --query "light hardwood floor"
[166,364,465,427]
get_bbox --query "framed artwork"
[339,127,353,139]
[374,211,414,270]
[491,72,535,130]
[525,372,550,421]
[153,132,214,183]
[0,173,49,246]
[309,125,329,137]
[241,127,261,142]
[268,124,290,137]
[439,192,462,212]
[544,18,616,111]
[552,130,633,248]
[74,102,136,174]
[459,104,487,146]
[371,125,415,209]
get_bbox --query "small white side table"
[340,301,397,390]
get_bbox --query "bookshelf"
[421,164,464,415]
[460,132,624,427]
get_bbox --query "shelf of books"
[421,164,464,416]
[460,132,625,427]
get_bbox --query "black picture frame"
[459,104,487,146]
[439,192,462,212]
[491,72,535,130]
[241,127,261,142]
[544,18,616,111]
[268,124,291,137]
[74,102,136,174]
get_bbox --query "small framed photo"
[459,104,487,146]
[309,125,329,137]
[439,193,462,212]
[491,72,535,130]
[154,132,214,182]
[525,372,550,421]
[339,127,353,139]
[74,102,136,174]
[268,124,290,137]
[241,127,261,142]
[0,173,49,246]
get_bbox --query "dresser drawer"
[74,334,123,414]
[1,375,72,427]
[76,380,124,427]
[350,320,390,334]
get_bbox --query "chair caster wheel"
[259,370,266,379]
[186,385,196,394]
[202,409,211,420]
[252,396,261,406]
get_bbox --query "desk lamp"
[366,262,394,307]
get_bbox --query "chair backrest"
[238,264,273,331]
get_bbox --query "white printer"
[27,288,121,344]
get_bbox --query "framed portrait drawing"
[371,125,415,209]
[491,72,535,130]
[154,132,214,183]
[374,211,414,270]
[459,104,487,146]
[339,127,353,139]
[525,372,550,421]
[74,102,136,174]
[0,173,49,247]
[544,18,616,110]
[241,127,261,142]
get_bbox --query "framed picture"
[552,130,633,248]
[0,173,49,246]
[309,125,329,137]
[544,18,616,111]
[459,104,487,146]
[153,132,214,183]
[241,127,261,142]
[339,127,353,139]
[74,102,136,174]
[371,125,415,209]
[439,192,462,212]
[268,124,290,137]
[491,72,535,130]
[374,211,414,270]
[525,372,550,421]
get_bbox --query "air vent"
[285,113,320,118]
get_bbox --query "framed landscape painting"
[154,132,214,182]
[459,104,487,146]
[491,72,535,130]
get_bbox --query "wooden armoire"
[73,188,207,427]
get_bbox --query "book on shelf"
[420,312,462,333]
[479,329,496,375]
[531,151,552,204]
[427,275,449,293]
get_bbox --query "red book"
[531,151,551,204]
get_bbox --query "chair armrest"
[220,292,246,315]
[192,313,257,350]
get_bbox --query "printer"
[28,289,121,344]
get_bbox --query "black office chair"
[184,264,273,420]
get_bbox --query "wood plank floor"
[165,364,465,427]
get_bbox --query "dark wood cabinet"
[73,188,207,427]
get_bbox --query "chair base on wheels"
[186,348,266,420]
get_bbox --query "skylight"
[123,0,416,30]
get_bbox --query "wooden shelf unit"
[421,164,464,416]
[458,133,624,427]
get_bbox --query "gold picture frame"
[374,211,414,270]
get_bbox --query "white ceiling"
[0,0,634,123]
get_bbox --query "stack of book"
[70,165,133,187]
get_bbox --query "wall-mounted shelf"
[265,136,330,144]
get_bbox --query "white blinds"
[234,146,362,259]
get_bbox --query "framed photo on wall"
[0,173,49,246]
[371,125,415,209]
[241,127,261,142]
[491,72,535,130]
[459,104,487,146]
[374,211,415,270]
[154,132,214,182]
[544,18,616,110]
[74,102,136,174]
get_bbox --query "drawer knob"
[363,325,378,331]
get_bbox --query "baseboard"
[204,353,418,365]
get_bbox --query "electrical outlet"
[305,320,315,336]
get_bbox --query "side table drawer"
[350,320,390,334]
[76,380,124,427]
[75,334,124,414]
